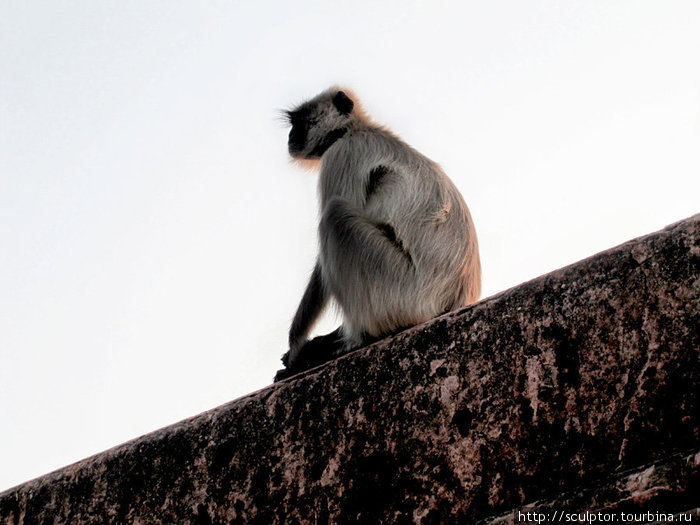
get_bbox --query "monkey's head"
[285,88,355,160]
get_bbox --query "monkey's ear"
[333,91,354,115]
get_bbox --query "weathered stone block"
[1,214,698,524]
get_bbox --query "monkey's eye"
[288,108,313,127]
[285,110,298,125]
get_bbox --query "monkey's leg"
[320,197,414,276]
[285,262,328,368]
[319,197,415,344]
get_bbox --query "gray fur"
[284,87,481,370]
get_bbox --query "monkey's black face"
[287,108,312,157]
[288,123,308,156]
[288,127,304,155]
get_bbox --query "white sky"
[1,1,699,492]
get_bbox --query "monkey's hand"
[281,342,304,369]
[275,328,346,382]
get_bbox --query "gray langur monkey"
[275,87,481,381]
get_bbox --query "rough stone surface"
[481,451,700,524]
[1,214,698,524]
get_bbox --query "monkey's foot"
[274,329,346,382]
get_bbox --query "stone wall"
[1,214,698,524]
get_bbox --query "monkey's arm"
[286,262,328,367]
